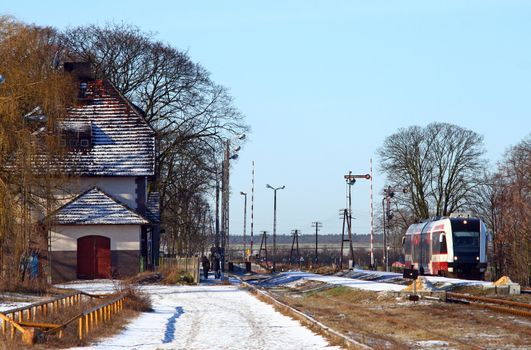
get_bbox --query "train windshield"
[452,231,480,249]
[451,219,480,252]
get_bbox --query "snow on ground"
[55,279,121,295]
[0,292,49,313]
[65,281,340,350]
[0,301,32,312]
[254,271,405,292]
[253,269,495,292]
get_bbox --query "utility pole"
[289,229,301,266]
[258,231,268,264]
[219,134,245,274]
[311,221,322,265]
[215,179,220,252]
[266,184,285,272]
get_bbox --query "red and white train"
[403,215,488,279]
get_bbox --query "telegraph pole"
[266,184,285,272]
[289,229,301,265]
[258,231,268,264]
[311,221,322,264]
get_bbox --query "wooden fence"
[1,292,82,343]
[159,256,200,284]
[75,294,127,340]
[0,291,127,344]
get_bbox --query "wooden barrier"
[1,291,127,344]
[0,292,82,344]
[72,294,127,340]
[0,312,32,344]
[159,256,200,284]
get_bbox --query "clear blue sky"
[3,1,530,242]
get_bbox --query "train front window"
[453,231,479,250]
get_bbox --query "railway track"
[446,292,531,318]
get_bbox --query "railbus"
[402,215,488,279]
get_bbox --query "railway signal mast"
[339,171,371,270]
[382,186,408,271]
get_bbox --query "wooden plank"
[17,321,61,329]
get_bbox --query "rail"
[446,292,531,318]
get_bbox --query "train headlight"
[454,256,458,261]
[476,256,480,261]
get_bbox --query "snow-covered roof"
[146,192,161,224]
[51,187,149,225]
[61,80,155,176]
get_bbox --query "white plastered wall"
[50,225,140,251]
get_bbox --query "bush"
[115,283,153,312]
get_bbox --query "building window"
[60,121,92,152]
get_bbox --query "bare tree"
[490,136,530,286]
[0,16,75,285]
[378,122,486,221]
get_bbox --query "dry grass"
[124,267,196,286]
[125,271,163,285]
[0,278,49,294]
[120,285,153,312]
[307,265,337,275]
[156,266,195,285]
[265,285,531,349]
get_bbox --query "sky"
[2,1,530,244]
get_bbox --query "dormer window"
[59,121,92,152]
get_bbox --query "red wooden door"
[77,235,111,279]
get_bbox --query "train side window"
[440,234,447,254]
[432,233,440,254]
[404,236,411,254]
